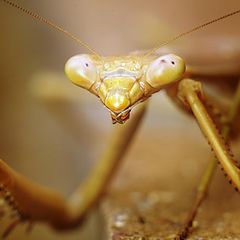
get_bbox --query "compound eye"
[146,54,185,89]
[65,54,99,90]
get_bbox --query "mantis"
[0,0,240,239]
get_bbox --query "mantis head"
[65,54,185,124]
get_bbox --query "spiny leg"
[0,102,148,236]
[177,86,240,239]
[175,80,240,240]
[177,78,240,190]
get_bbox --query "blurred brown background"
[0,0,240,239]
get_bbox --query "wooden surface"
[100,110,240,240]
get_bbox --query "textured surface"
[103,188,240,239]
[101,125,240,239]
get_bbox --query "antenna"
[1,0,102,59]
[143,9,240,58]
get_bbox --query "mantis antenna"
[143,9,240,58]
[1,0,102,59]
[1,0,239,60]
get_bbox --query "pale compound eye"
[146,54,185,89]
[65,54,99,90]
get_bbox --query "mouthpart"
[110,110,131,124]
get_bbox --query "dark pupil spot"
[171,61,175,65]
[85,63,89,67]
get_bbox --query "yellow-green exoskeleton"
[65,54,185,124]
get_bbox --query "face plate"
[94,56,146,123]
